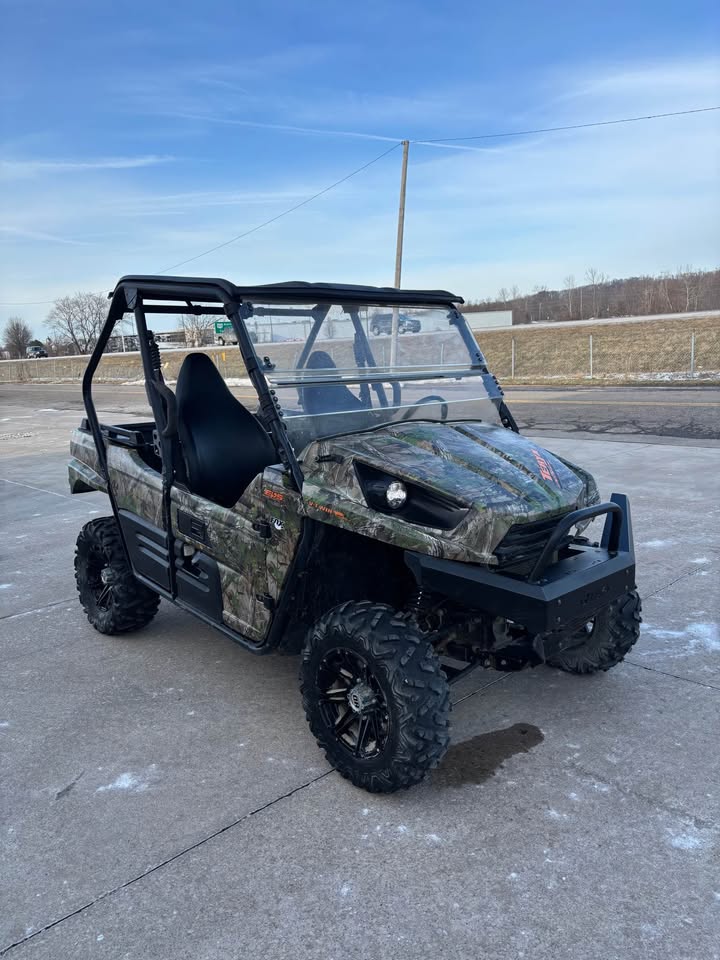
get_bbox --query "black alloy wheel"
[316,648,390,760]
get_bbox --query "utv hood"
[302,421,595,564]
[332,421,587,515]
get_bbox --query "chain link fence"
[478,316,720,383]
[1,317,719,385]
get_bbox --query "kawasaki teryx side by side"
[70,276,641,793]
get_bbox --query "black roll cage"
[82,275,519,519]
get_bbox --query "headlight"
[355,462,469,530]
[575,476,601,534]
[385,481,407,509]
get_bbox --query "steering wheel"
[401,394,448,421]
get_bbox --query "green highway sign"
[214,320,234,335]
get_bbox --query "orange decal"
[307,499,346,520]
[263,488,284,502]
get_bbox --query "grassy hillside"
[476,313,720,382]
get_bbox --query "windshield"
[250,301,503,450]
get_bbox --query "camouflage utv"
[70,276,641,793]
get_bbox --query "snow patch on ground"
[96,765,157,794]
[666,827,712,851]
[640,622,720,655]
[641,539,675,548]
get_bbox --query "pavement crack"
[569,759,718,832]
[0,770,333,957]
[641,567,705,602]
[624,658,720,691]
[0,476,105,506]
[451,672,512,706]
[0,598,76,622]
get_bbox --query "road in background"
[2,382,719,441]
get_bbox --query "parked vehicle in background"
[26,345,48,358]
[216,319,258,345]
[370,312,421,335]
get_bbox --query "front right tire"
[301,601,451,793]
[546,588,642,674]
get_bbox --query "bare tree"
[640,279,655,315]
[658,272,681,313]
[585,267,601,317]
[497,287,510,304]
[563,275,575,319]
[46,292,108,355]
[688,269,708,311]
[595,271,609,315]
[3,317,33,358]
[180,312,214,348]
[676,265,707,313]
[532,285,548,322]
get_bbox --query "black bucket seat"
[175,353,276,508]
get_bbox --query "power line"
[0,142,403,305]
[2,105,718,306]
[156,141,402,273]
[414,106,720,144]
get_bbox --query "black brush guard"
[404,493,635,635]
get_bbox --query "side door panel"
[170,483,271,643]
[105,444,170,591]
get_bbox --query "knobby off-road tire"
[547,588,642,674]
[75,517,160,635]
[301,601,451,793]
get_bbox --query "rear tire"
[301,601,450,793]
[546,588,641,674]
[75,517,160,635]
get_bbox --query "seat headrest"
[306,350,337,371]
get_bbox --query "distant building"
[464,309,514,330]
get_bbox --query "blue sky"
[1,0,719,333]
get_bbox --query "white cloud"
[0,226,90,246]
[0,155,173,179]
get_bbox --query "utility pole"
[394,140,410,288]
[390,139,410,368]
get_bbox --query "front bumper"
[404,493,636,635]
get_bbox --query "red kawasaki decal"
[532,449,560,486]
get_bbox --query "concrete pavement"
[1,399,718,960]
